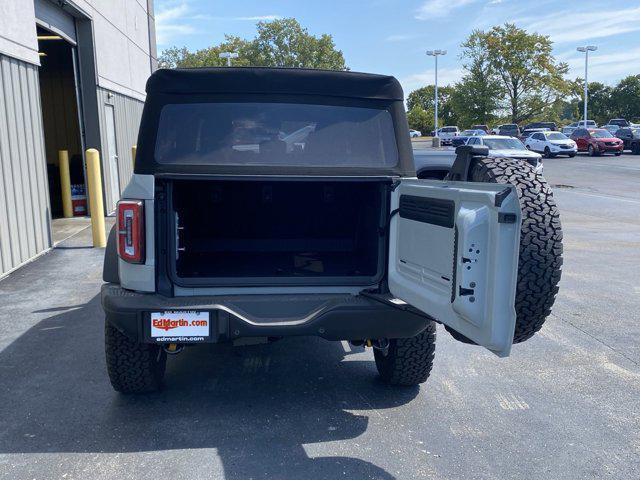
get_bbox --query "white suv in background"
[524,131,577,158]
[437,126,459,145]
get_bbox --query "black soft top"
[146,67,404,101]
[136,67,414,177]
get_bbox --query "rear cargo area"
[169,179,388,284]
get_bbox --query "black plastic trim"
[399,195,455,228]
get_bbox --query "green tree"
[450,30,502,127]
[611,75,640,121]
[406,85,457,126]
[462,24,569,124]
[158,18,347,70]
[574,81,614,125]
[406,107,434,133]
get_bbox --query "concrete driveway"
[0,155,639,479]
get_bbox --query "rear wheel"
[105,323,167,393]
[374,321,436,386]
[632,143,640,155]
[467,157,563,343]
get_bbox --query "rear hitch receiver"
[163,343,184,355]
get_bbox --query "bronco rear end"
[102,67,561,393]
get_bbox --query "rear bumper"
[101,284,431,343]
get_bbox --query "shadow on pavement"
[1,294,419,479]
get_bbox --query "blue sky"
[155,0,640,95]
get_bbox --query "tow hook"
[163,343,184,355]
[372,338,390,355]
[351,339,390,354]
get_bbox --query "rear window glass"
[441,127,457,132]
[154,102,398,167]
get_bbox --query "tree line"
[407,24,640,132]
[158,19,640,131]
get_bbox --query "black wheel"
[568,152,576,158]
[544,147,553,158]
[632,143,640,155]
[588,145,598,157]
[615,151,622,156]
[468,157,563,343]
[374,321,436,386]
[105,323,167,393]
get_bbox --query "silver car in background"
[466,135,544,174]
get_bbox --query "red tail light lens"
[117,200,145,264]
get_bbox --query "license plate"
[150,311,210,342]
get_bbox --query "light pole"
[426,50,447,142]
[576,45,597,126]
[219,51,239,67]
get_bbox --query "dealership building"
[0,0,157,276]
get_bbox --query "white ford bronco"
[102,68,562,393]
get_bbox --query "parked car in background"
[562,126,577,136]
[609,118,630,127]
[466,135,543,174]
[524,131,577,158]
[523,121,557,131]
[409,129,422,138]
[436,126,460,145]
[570,128,624,156]
[569,120,597,128]
[471,124,490,133]
[615,127,640,153]
[520,127,550,142]
[601,124,620,135]
[451,129,486,148]
[495,124,520,136]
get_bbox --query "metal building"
[0,0,157,276]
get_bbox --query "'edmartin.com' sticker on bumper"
[150,311,210,342]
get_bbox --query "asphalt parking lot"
[1,152,639,480]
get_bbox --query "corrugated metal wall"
[0,53,51,276]
[96,87,144,212]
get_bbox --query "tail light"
[117,200,145,264]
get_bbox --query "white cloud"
[155,2,196,46]
[234,15,282,21]
[521,6,640,44]
[415,0,476,20]
[562,46,640,84]
[400,67,465,94]
[386,33,420,42]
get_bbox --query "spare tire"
[465,157,563,343]
[469,158,562,343]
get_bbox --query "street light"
[426,50,447,140]
[577,45,597,126]
[219,51,239,67]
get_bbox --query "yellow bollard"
[58,150,73,218]
[85,148,107,248]
[131,145,137,169]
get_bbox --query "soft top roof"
[146,67,404,101]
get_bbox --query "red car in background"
[570,128,624,156]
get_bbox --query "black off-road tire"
[105,323,167,393]
[374,321,436,386]
[469,157,563,343]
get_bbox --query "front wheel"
[632,143,640,155]
[467,157,563,343]
[374,321,436,386]
[588,145,598,157]
[568,152,576,158]
[544,147,554,158]
[105,323,167,393]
